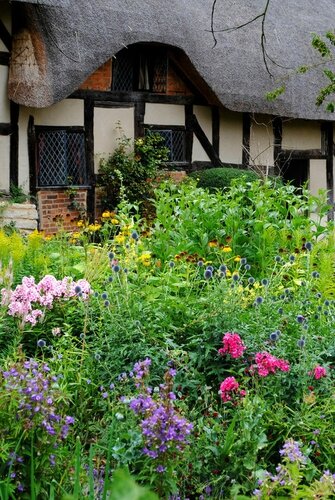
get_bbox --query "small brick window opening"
[36,128,87,187]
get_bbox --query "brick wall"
[79,60,112,91]
[167,65,192,96]
[38,189,87,234]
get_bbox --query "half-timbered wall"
[0,3,11,192]
[250,114,274,172]
[282,120,321,150]
[94,106,134,171]
[219,110,243,165]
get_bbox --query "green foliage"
[312,32,335,111]
[9,183,29,204]
[1,179,335,497]
[265,85,286,101]
[97,133,169,212]
[189,166,258,192]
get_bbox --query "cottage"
[1,0,334,232]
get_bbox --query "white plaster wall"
[250,114,274,169]
[192,105,212,162]
[94,106,134,172]
[27,99,84,126]
[0,66,9,123]
[17,109,29,192]
[0,136,10,191]
[219,109,243,164]
[309,159,327,196]
[282,120,321,150]
[0,3,11,51]
[145,104,184,125]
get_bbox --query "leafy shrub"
[97,134,169,212]
[189,166,259,192]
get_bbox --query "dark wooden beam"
[279,149,327,160]
[0,20,11,52]
[321,122,334,219]
[242,113,251,168]
[185,104,193,166]
[84,98,95,221]
[0,51,9,66]
[70,89,197,105]
[272,116,282,175]
[9,101,19,187]
[0,123,12,135]
[27,115,37,197]
[190,114,223,166]
[134,101,145,138]
[212,106,220,156]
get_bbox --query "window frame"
[112,45,168,94]
[144,124,187,164]
[35,125,88,188]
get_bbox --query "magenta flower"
[219,376,243,402]
[310,365,327,380]
[218,332,246,359]
[254,351,290,377]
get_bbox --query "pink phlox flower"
[3,274,92,326]
[219,332,246,359]
[25,309,44,326]
[254,351,290,377]
[310,365,327,380]
[219,376,240,402]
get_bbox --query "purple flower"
[279,439,307,464]
[156,465,166,473]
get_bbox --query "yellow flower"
[44,235,53,241]
[77,220,84,228]
[88,224,101,232]
[208,239,218,248]
[72,232,81,239]
[222,246,232,253]
[138,251,151,266]
[234,256,241,262]
[102,211,111,219]
[226,269,232,277]
[114,234,125,244]
[111,218,119,225]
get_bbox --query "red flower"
[310,365,327,380]
[254,351,290,377]
[219,332,246,359]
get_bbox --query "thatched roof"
[8,0,335,120]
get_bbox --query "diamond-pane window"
[112,45,167,93]
[36,129,87,187]
[146,128,186,162]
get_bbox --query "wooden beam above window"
[70,89,200,105]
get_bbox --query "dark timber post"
[84,98,95,221]
[134,101,145,138]
[272,116,283,176]
[322,122,334,220]
[185,104,193,169]
[242,113,251,168]
[212,106,220,158]
[9,101,19,188]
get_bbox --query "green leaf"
[110,469,158,500]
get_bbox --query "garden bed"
[0,178,334,499]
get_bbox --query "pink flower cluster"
[310,365,327,380]
[1,275,91,326]
[218,332,246,359]
[219,376,246,402]
[254,351,290,377]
